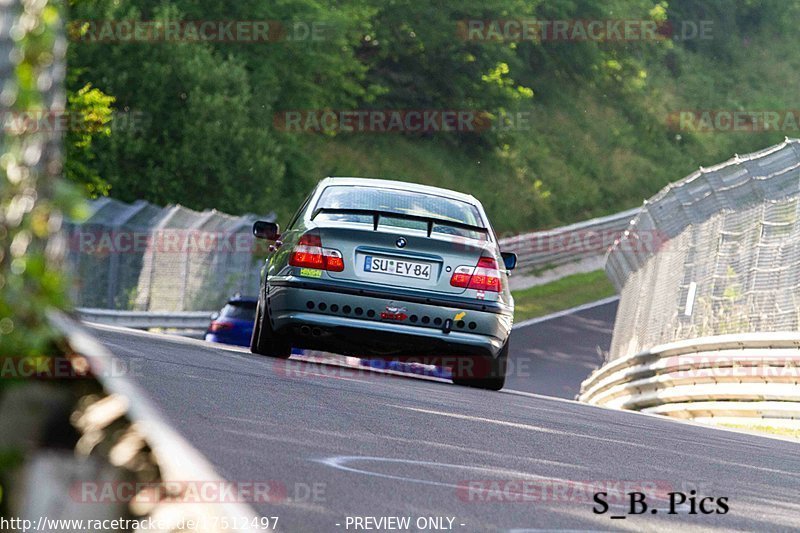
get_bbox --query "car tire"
[250,296,292,359]
[451,339,508,391]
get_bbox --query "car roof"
[318,177,480,205]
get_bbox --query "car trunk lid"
[312,217,490,296]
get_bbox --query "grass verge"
[718,424,800,441]
[511,270,616,323]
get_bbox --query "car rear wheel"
[451,340,508,391]
[250,297,292,359]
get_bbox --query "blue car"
[205,296,258,347]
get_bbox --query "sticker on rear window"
[299,268,323,278]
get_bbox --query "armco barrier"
[77,308,213,330]
[499,208,639,274]
[578,332,800,428]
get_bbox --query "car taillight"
[449,256,502,292]
[449,266,473,288]
[289,232,345,272]
[209,321,233,332]
[323,249,344,271]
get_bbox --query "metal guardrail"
[76,308,213,330]
[578,333,800,427]
[499,208,639,274]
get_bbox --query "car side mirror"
[253,220,280,241]
[501,252,517,271]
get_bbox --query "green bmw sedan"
[250,177,516,390]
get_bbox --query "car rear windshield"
[220,301,256,319]
[314,185,486,239]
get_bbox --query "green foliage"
[511,270,616,322]
[719,424,800,441]
[66,0,374,219]
[1,0,86,356]
[65,83,115,197]
[63,0,800,230]
[358,0,537,113]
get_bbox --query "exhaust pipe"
[312,327,323,337]
[442,318,453,334]
[300,325,312,336]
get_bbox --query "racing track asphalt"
[87,300,800,532]
[504,299,618,398]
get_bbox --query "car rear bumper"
[266,280,512,358]
[269,277,513,314]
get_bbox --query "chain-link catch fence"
[65,198,274,311]
[607,138,800,360]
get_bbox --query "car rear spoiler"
[310,207,488,237]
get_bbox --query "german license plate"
[364,256,431,280]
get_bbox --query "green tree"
[67,0,376,220]
[64,82,115,197]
